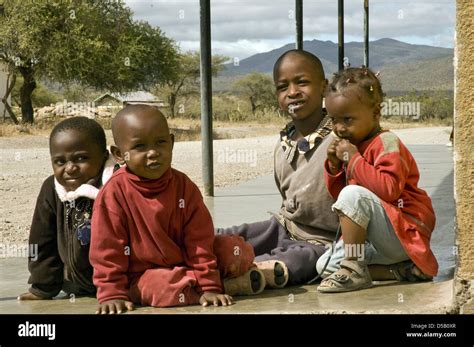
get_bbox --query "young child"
[317,67,438,293]
[216,49,340,287]
[18,117,114,300]
[90,104,259,314]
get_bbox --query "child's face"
[274,54,326,121]
[112,110,174,180]
[50,130,107,191]
[325,90,381,145]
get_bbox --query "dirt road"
[0,126,451,244]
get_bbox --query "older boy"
[89,105,235,314]
[216,50,339,286]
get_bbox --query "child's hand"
[335,139,358,164]
[17,292,47,300]
[199,291,233,307]
[95,299,134,314]
[327,138,343,173]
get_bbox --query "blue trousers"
[216,217,327,285]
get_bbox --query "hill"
[215,38,453,93]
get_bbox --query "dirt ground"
[0,125,451,244]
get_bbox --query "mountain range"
[216,38,454,93]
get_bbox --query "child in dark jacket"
[18,117,114,300]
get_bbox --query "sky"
[124,0,455,60]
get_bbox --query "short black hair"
[273,49,325,81]
[49,117,107,153]
[112,104,168,146]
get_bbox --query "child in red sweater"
[90,105,246,314]
[317,67,438,293]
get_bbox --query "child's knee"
[336,185,373,207]
[332,185,379,229]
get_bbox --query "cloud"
[179,38,293,60]
[125,0,455,58]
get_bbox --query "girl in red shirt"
[317,67,437,293]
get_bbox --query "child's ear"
[110,145,125,165]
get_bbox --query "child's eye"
[344,117,352,123]
[276,84,287,91]
[76,156,88,162]
[298,80,309,85]
[133,144,145,150]
[54,159,65,166]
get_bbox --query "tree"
[0,0,178,123]
[157,51,227,118]
[233,72,277,116]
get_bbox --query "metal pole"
[296,0,303,49]
[364,0,369,67]
[338,0,344,71]
[199,0,214,196]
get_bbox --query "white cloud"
[177,38,292,59]
[125,0,455,58]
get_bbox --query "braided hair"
[326,66,384,108]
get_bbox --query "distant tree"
[0,0,178,123]
[157,51,228,118]
[233,72,277,115]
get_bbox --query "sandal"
[223,267,266,296]
[255,260,289,289]
[389,260,433,282]
[317,259,372,293]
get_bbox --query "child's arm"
[19,177,63,300]
[90,201,131,306]
[324,138,346,199]
[182,191,222,293]
[345,138,409,202]
[182,181,232,305]
[324,160,346,199]
[182,194,233,306]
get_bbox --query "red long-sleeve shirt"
[90,167,222,304]
[325,131,438,276]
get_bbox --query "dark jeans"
[216,217,326,285]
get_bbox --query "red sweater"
[90,167,222,304]
[325,131,438,276]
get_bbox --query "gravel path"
[0,126,451,244]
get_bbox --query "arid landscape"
[0,125,451,245]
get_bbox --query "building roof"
[94,91,162,103]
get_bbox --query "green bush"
[168,93,281,123]
[31,86,61,107]
[382,90,453,124]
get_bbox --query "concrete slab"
[0,145,455,314]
